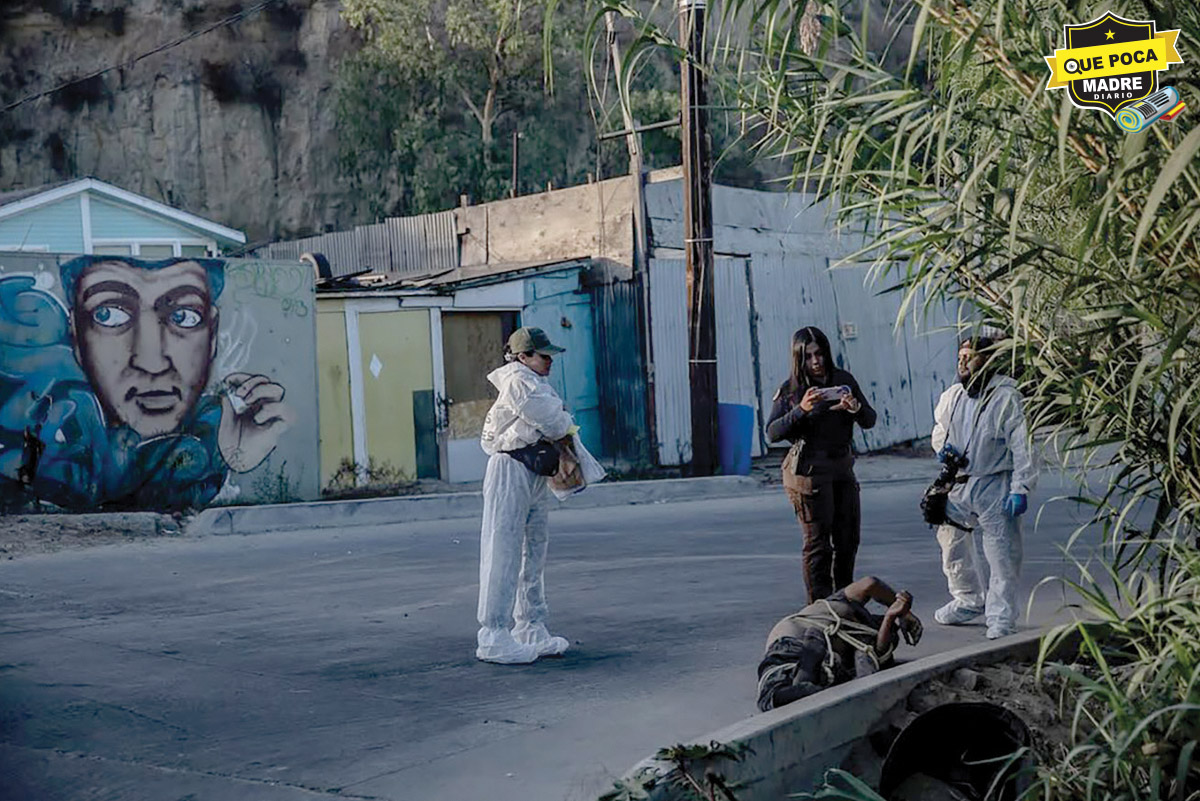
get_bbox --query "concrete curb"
[621,628,1059,801]
[187,474,769,536]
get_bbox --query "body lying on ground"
[756,576,923,712]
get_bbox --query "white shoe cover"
[512,621,570,657]
[986,623,1017,640]
[934,601,984,626]
[476,627,540,664]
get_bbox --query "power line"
[2,0,283,115]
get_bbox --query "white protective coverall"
[930,374,1037,634]
[476,361,575,663]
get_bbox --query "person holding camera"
[929,335,1037,640]
[475,327,575,664]
[767,326,877,604]
[756,576,923,711]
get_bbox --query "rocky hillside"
[0,0,361,244]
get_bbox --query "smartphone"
[814,385,851,401]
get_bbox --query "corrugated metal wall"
[752,257,959,453]
[649,259,961,464]
[645,179,962,463]
[825,263,921,447]
[519,271,604,459]
[589,280,651,464]
[253,210,457,277]
[750,252,842,448]
[649,257,766,465]
[649,259,690,464]
[715,258,763,456]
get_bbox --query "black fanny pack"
[505,440,560,476]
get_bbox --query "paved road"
[0,470,1097,801]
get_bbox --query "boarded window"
[441,311,519,439]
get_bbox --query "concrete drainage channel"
[186,475,768,536]
[617,629,1064,801]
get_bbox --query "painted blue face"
[73,260,218,437]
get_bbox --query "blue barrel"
[717,403,755,476]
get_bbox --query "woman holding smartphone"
[766,326,877,603]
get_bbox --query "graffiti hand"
[219,373,294,473]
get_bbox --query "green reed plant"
[1032,539,1200,800]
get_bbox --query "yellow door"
[357,310,434,481]
[316,302,353,488]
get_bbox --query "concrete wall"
[623,631,1059,801]
[456,175,636,269]
[0,252,318,510]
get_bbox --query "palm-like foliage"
[1035,539,1200,800]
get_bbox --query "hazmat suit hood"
[487,360,537,391]
[931,373,1036,496]
[480,360,574,456]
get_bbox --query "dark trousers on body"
[784,453,861,603]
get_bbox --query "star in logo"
[1105,30,1115,39]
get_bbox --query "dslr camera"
[920,449,972,531]
[935,449,969,487]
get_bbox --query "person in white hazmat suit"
[930,335,1037,640]
[475,326,576,664]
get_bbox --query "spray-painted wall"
[0,253,318,511]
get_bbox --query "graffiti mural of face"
[72,260,218,438]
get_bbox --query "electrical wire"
[1,0,284,114]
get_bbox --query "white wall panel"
[714,258,763,457]
[649,258,690,465]
[652,257,765,465]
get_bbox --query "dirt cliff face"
[0,0,361,243]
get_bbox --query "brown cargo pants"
[783,452,861,603]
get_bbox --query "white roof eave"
[0,178,246,245]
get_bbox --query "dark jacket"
[765,368,877,456]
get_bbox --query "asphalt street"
[0,468,1101,801]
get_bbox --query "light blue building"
[0,178,245,257]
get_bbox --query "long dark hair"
[788,326,835,398]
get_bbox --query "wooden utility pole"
[680,0,718,476]
[510,130,521,198]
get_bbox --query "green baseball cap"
[508,326,565,355]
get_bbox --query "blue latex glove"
[1003,493,1028,517]
[937,444,959,464]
